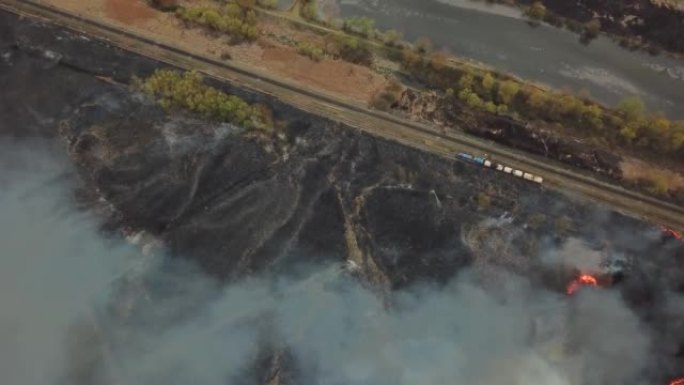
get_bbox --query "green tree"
[466,93,484,109]
[332,34,372,65]
[458,73,475,90]
[618,97,645,122]
[648,174,669,195]
[498,80,520,105]
[581,104,603,130]
[301,0,318,20]
[484,101,497,113]
[620,123,640,142]
[526,89,549,110]
[481,73,495,93]
[343,16,376,38]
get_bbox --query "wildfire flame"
[670,378,684,385]
[566,274,599,295]
[661,226,684,242]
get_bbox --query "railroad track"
[2,0,684,229]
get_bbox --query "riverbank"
[26,0,684,207]
[339,0,684,119]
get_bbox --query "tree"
[670,122,684,152]
[525,1,546,20]
[429,51,448,71]
[401,47,421,69]
[466,93,484,109]
[496,104,509,115]
[620,123,639,142]
[584,19,601,39]
[581,104,603,130]
[301,0,317,20]
[551,94,583,119]
[526,89,548,110]
[343,16,375,38]
[648,174,669,195]
[458,73,474,90]
[332,34,372,65]
[414,37,433,55]
[484,101,497,113]
[498,80,519,105]
[481,73,495,93]
[383,29,402,47]
[618,97,645,122]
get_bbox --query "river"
[338,0,684,119]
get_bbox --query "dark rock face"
[395,89,623,179]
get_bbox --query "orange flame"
[566,274,598,295]
[670,378,684,385]
[661,226,684,242]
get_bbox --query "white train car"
[456,152,544,185]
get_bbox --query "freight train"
[456,152,543,184]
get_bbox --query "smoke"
[0,139,130,385]
[0,140,656,385]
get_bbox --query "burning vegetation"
[566,273,599,295]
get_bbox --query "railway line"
[2,0,684,229]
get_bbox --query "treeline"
[176,1,259,43]
[137,69,273,131]
[522,0,684,54]
[399,46,684,156]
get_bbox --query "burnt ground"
[2,9,684,385]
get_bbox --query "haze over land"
[0,141,657,385]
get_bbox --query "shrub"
[301,0,318,21]
[343,16,375,38]
[525,2,546,20]
[647,174,669,195]
[331,33,373,65]
[477,192,491,209]
[137,69,273,131]
[176,2,259,43]
[296,41,325,61]
[382,29,402,47]
[370,81,403,111]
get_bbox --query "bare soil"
[39,0,389,103]
[104,0,155,24]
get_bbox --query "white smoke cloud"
[0,140,655,385]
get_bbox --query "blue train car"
[457,152,486,165]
